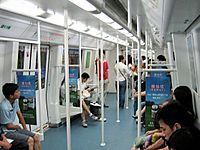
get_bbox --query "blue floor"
[42,94,143,150]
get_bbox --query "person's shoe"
[132,114,137,119]
[89,114,98,121]
[98,117,107,122]
[90,102,101,107]
[82,121,88,128]
[104,104,109,108]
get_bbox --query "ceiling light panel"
[0,0,45,16]
[93,12,114,23]
[68,0,96,12]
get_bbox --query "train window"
[186,35,198,92]
[69,48,79,65]
[85,50,91,68]
[17,45,25,69]
[35,46,49,89]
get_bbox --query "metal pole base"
[116,120,120,123]
[100,142,106,146]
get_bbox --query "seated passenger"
[0,83,41,150]
[78,73,98,128]
[156,101,195,150]
[167,127,200,150]
[173,85,195,117]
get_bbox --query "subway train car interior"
[0,0,200,150]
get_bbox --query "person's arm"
[124,64,131,76]
[0,135,12,150]
[134,90,145,97]
[17,111,27,130]
[144,138,165,150]
[6,123,20,130]
[146,129,159,135]
[158,146,169,150]
[141,91,146,97]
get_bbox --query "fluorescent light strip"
[108,22,123,30]
[93,12,114,23]
[1,0,130,45]
[0,0,45,16]
[68,0,96,11]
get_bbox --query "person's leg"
[33,134,41,150]
[81,110,88,127]
[27,137,34,150]
[135,105,146,117]
[82,100,91,114]
[119,80,126,108]
[82,100,98,121]
[81,109,87,122]
[141,106,146,116]
[118,81,122,107]
[133,99,138,115]
[6,131,34,150]
[103,79,109,106]
[16,128,41,150]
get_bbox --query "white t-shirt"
[77,79,91,99]
[114,62,131,81]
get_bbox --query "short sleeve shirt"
[77,79,87,91]
[0,99,20,125]
[98,60,109,80]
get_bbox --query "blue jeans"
[115,80,126,108]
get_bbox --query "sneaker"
[132,114,137,119]
[82,121,88,128]
[98,117,107,122]
[90,102,101,107]
[104,104,109,108]
[89,114,98,121]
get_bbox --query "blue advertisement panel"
[150,71,167,78]
[17,74,37,125]
[69,67,79,103]
[145,76,171,131]
[146,77,170,103]
[150,67,167,77]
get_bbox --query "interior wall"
[107,48,117,93]
[0,41,6,99]
[172,33,192,87]
[191,24,200,121]
[47,45,63,125]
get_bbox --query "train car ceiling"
[0,0,136,47]
[109,0,200,48]
[1,0,200,49]
[0,10,116,49]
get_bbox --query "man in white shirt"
[114,55,131,108]
[78,73,98,128]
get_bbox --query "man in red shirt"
[96,50,109,107]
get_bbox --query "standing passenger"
[96,50,109,107]
[0,83,41,150]
[114,55,130,108]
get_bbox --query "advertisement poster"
[17,74,37,125]
[69,67,79,104]
[145,76,171,131]
[85,51,91,68]
[60,67,79,105]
